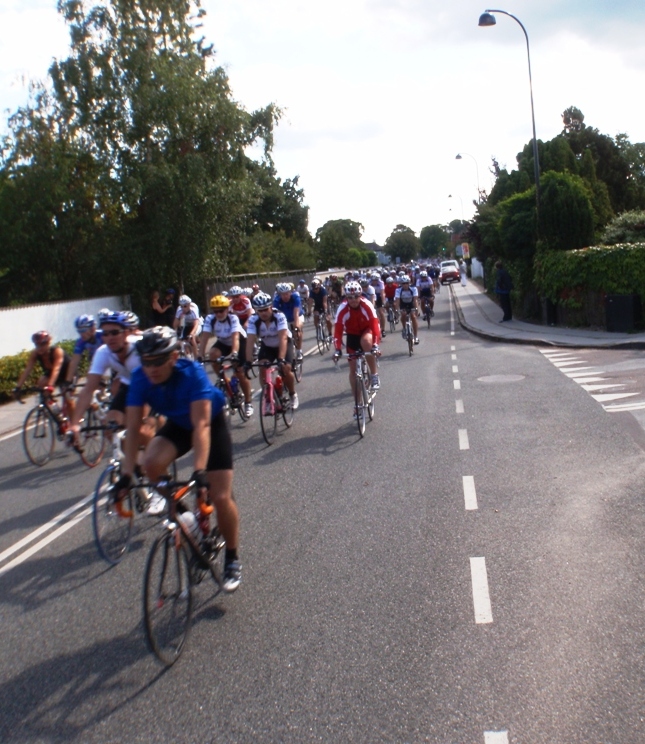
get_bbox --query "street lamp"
[455,153,481,203]
[478,9,540,217]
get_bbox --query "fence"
[0,296,129,357]
[204,270,318,308]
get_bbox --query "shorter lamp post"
[455,153,481,204]
[448,194,464,222]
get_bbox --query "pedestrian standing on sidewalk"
[459,260,468,287]
[495,260,513,322]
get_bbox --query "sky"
[1,0,645,245]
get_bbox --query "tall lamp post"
[478,9,540,218]
[448,194,464,222]
[455,152,481,203]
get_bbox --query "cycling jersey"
[384,283,399,301]
[36,346,71,385]
[229,296,253,325]
[310,286,328,312]
[88,338,141,384]
[175,303,200,324]
[394,286,418,305]
[247,310,292,348]
[127,358,225,430]
[273,292,301,323]
[370,280,385,296]
[297,285,309,302]
[203,312,246,342]
[73,330,104,361]
[333,298,381,352]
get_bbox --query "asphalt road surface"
[2,291,645,744]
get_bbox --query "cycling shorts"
[346,332,372,354]
[109,382,129,413]
[258,340,294,366]
[400,302,414,314]
[213,336,246,360]
[374,294,383,309]
[155,410,233,471]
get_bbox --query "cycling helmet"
[385,277,394,284]
[276,282,292,294]
[122,311,139,330]
[75,314,96,331]
[99,311,132,328]
[243,287,253,296]
[228,285,244,297]
[298,279,306,284]
[179,294,191,307]
[344,281,362,298]
[210,294,230,309]
[401,275,411,284]
[252,292,273,309]
[252,284,260,291]
[32,330,51,345]
[135,326,178,357]
[97,308,111,324]
[420,270,428,278]
[360,278,369,287]
[371,272,380,280]
[311,278,321,287]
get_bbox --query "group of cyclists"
[11,261,442,594]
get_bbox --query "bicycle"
[251,361,295,445]
[290,325,304,383]
[401,310,414,356]
[314,315,331,355]
[143,477,227,666]
[212,355,249,422]
[386,303,399,334]
[17,386,106,467]
[420,297,434,329]
[92,423,177,565]
[339,350,377,437]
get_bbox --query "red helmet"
[32,331,51,345]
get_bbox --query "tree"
[538,171,595,252]
[314,219,364,269]
[601,209,645,245]
[419,224,449,257]
[384,224,420,263]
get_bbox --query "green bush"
[534,243,645,308]
[0,339,90,404]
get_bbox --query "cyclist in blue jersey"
[273,282,303,361]
[66,315,104,385]
[117,326,241,592]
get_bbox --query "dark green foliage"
[538,171,595,252]
[419,225,450,258]
[384,224,420,263]
[601,210,645,245]
[314,219,365,269]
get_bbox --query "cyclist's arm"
[48,347,65,388]
[278,328,289,359]
[190,398,211,472]
[245,333,257,364]
[70,373,103,428]
[229,331,240,356]
[199,331,212,358]
[66,352,82,382]
[16,350,37,389]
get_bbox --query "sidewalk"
[450,280,645,350]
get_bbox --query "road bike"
[143,477,227,666]
[401,311,414,356]
[251,361,295,445]
[314,315,331,355]
[342,350,377,437]
[92,424,177,565]
[17,386,106,467]
[290,325,304,383]
[212,355,249,422]
[420,296,434,329]
[386,304,399,334]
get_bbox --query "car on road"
[440,260,460,285]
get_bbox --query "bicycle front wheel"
[282,396,294,428]
[407,326,414,356]
[316,325,324,355]
[260,385,277,445]
[93,463,133,565]
[355,376,366,437]
[23,406,55,466]
[294,357,303,383]
[79,407,106,467]
[143,530,193,666]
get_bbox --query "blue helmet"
[99,310,135,329]
[75,314,96,332]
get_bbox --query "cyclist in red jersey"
[227,286,253,328]
[333,281,381,395]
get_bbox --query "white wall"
[471,258,484,280]
[0,296,128,357]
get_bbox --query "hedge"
[534,243,645,309]
[0,340,90,404]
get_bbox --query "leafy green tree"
[538,171,594,252]
[385,224,420,263]
[314,219,364,269]
[419,224,449,257]
[601,209,645,245]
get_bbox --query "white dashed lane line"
[484,732,509,744]
[463,475,478,510]
[458,429,470,450]
[470,556,494,624]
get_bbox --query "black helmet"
[135,326,178,357]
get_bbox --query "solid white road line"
[470,556,493,624]
[484,732,509,744]
[463,475,478,510]
[0,493,93,566]
[456,399,464,414]
[0,505,92,578]
[458,429,470,450]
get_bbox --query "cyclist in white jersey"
[174,294,202,359]
[394,276,420,345]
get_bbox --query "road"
[2,291,645,743]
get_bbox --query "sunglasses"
[36,341,49,346]
[141,355,172,368]
[257,307,272,313]
[214,309,228,314]
[102,329,124,337]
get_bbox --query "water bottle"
[275,376,283,395]
[230,376,239,395]
[178,511,200,542]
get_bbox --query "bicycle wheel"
[294,356,303,383]
[93,463,134,564]
[355,376,366,437]
[407,325,413,356]
[260,385,277,445]
[235,391,249,422]
[282,396,294,428]
[143,530,193,666]
[23,406,55,466]
[362,360,375,420]
[79,407,107,467]
[389,313,396,334]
